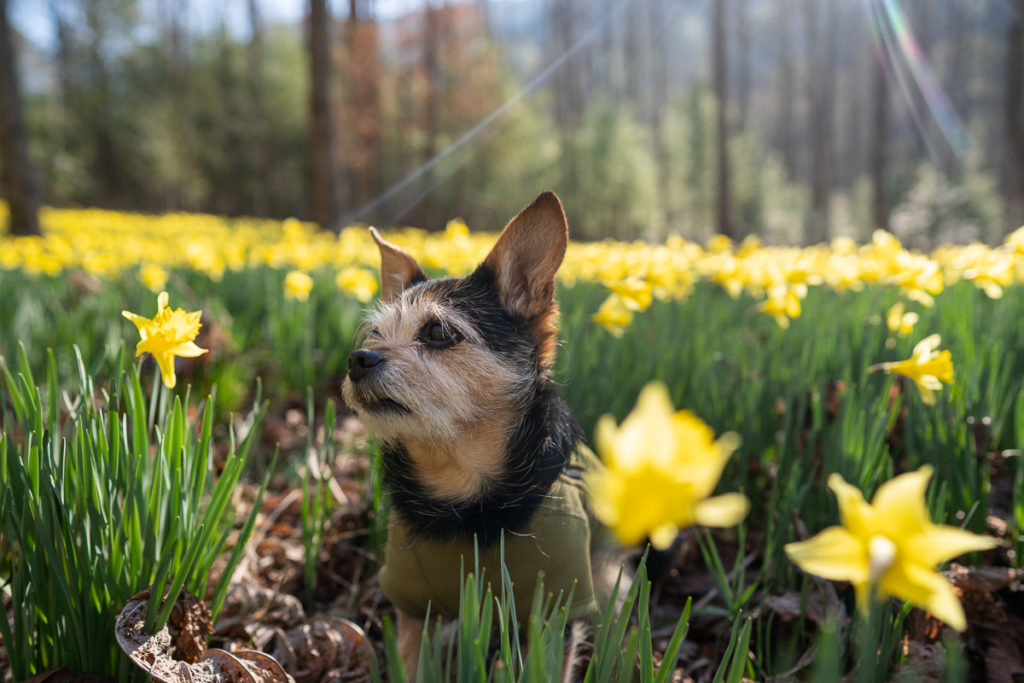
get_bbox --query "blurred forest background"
[1,0,1023,245]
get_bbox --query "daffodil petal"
[152,351,177,389]
[907,524,997,567]
[827,474,870,538]
[170,341,208,358]
[785,526,869,584]
[881,561,966,631]
[649,524,679,550]
[693,493,750,528]
[121,311,152,331]
[871,466,932,537]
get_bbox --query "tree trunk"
[248,0,271,217]
[870,45,890,231]
[1006,0,1024,231]
[309,0,342,230]
[776,0,797,177]
[804,0,830,243]
[84,0,121,207]
[713,0,733,238]
[0,0,42,235]
[419,1,441,229]
[736,0,750,130]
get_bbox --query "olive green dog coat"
[378,463,599,623]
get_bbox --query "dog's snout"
[348,348,384,381]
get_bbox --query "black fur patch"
[382,382,582,546]
[380,263,582,546]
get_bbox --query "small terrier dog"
[342,191,598,676]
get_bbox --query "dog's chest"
[378,472,599,623]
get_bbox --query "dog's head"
[342,191,569,503]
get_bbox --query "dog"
[341,191,598,677]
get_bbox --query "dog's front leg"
[397,609,425,680]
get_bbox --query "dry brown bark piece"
[115,589,293,683]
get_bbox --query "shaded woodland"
[0,0,1022,245]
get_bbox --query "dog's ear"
[371,227,427,303]
[484,191,568,319]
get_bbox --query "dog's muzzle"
[348,348,384,382]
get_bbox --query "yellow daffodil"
[335,267,378,303]
[886,301,919,338]
[139,264,168,293]
[284,270,314,301]
[592,294,633,336]
[785,467,996,630]
[871,334,954,405]
[122,291,207,389]
[607,277,653,312]
[757,286,801,328]
[587,382,749,549]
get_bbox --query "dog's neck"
[381,381,582,546]
[403,415,513,503]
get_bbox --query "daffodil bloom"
[284,270,314,301]
[607,277,653,312]
[335,267,378,303]
[122,291,207,389]
[139,264,169,293]
[587,382,749,549]
[870,334,953,405]
[592,294,633,336]
[785,467,995,631]
[757,286,801,328]
[885,301,918,338]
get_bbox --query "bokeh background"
[1,0,1022,245]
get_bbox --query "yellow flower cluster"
[2,205,1023,330]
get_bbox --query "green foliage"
[559,99,661,241]
[889,162,1006,248]
[657,86,809,243]
[0,344,271,679]
[372,543,693,683]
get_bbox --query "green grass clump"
[0,344,272,680]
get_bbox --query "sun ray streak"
[861,0,970,162]
[335,0,654,230]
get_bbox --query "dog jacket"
[378,448,600,623]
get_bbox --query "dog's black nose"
[348,349,384,382]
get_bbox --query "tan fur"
[397,610,425,679]
[406,412,513,501]
[484,191,567,320]
[484,191,567,371]
[342,288,531,501]
[371,226,425,303]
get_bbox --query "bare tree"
[0,0,42,235]
[735,0,750,129]
[83,0,123,206]
[774,0,797,176]
[419,0,441,229]
[1006,0,1024,231]
[309,0,342,229]
[870,44,890,230]
[803,0,831,243]
[713,0,734,238]
[247,0,271,216]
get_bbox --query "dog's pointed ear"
[370,227,427,303]
[484,191,568,319]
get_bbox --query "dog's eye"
[421,322,459,347]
